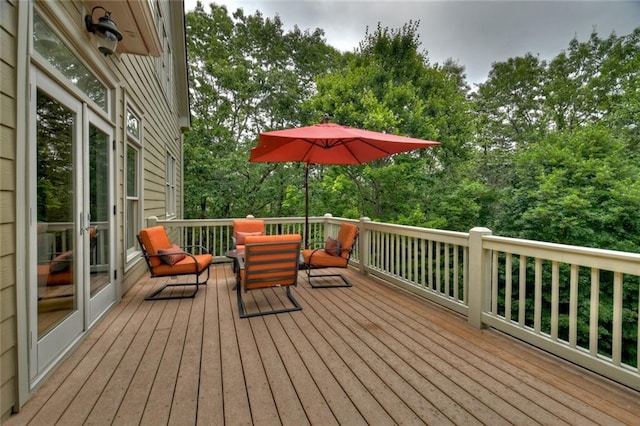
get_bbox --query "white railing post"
[468,227,492,329]
[358,217,370,275]
[146,216,158,227]
[323,213,333,239]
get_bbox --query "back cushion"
[243,234,302,288]
[139,226,172,268]
[233,219,265,240]
[336,224,358,257]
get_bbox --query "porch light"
[84,6,123,56]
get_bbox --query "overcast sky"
[185,1,640,85]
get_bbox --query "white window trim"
[166,151,177,219]
[124,103,144,265]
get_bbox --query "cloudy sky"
[185,1,640,85]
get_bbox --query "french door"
[31,69,116,381]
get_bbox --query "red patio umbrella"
[249,122,441,246]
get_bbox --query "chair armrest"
[144,250,198,263]
[145,250,196,260]
[304,246,328,266]
[181,244,210,255]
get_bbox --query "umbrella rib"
[344,138,394,163]
[342,140,364,164]
[302,139,317,162]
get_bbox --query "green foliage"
[308,21,474,225]
[184,3,340,218]
[496,125,640,251]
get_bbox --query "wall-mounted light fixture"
[85,6,123,56]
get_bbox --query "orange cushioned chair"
[138,226,213,300]
[237,234,302,318]
[232,219,266,250]
[302,223,358,288]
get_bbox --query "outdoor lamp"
[85,6,123,56]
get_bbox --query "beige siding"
[0,0,17,419]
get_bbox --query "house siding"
[0,0,189,419]
[1,0,18,420]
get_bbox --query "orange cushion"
[139,226,172,268]
[336,223,358,257]
[46,270,73,286]
[38,264,73,286]
[151,253,213,276]
[158,244,187,265]
[242,234,301,289]
[303,249,348,267]
[236,231,263,245]
[244,234,300,245]
[233,219,265,236]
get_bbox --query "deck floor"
[8,263,640,425]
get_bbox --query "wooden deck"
[8,263,640,425]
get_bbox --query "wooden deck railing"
[148,215,640,391]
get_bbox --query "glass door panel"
[36,90,78,337]
[89,123,110,297]
[88,116,116,322]
[33,74,84,378]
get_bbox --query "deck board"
[7,263,640,425]
[345,275,558,423]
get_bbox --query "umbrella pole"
[305,163,309,248]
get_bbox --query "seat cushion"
[151,253,213,276]
[303,248,348,267]
[38,264,73,286]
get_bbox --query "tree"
[184,2,340,218]
[307,21,476,225]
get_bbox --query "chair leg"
[145,282,199,300]
[145,267,210,301]
[237,285,302,318]
[306,267,353,288]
